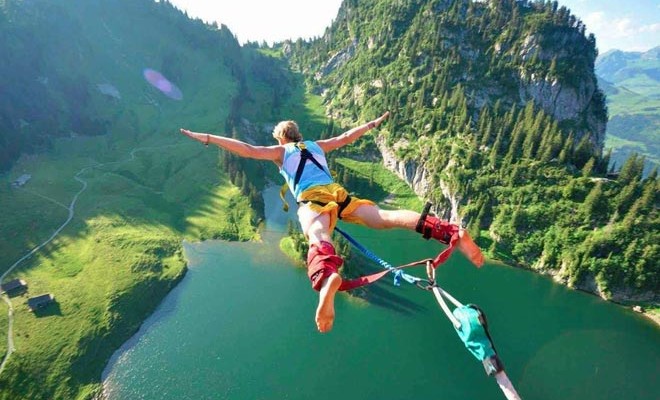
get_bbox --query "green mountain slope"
[0,1,277,398]
[281,0,658,301]
[595,47,660,173]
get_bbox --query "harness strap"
[279,184,290,212]
[298,195,352,219]
[338,258,431,291]
[292,142,331,192]
[432,231,459,267]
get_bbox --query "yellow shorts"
[298,183,375,232]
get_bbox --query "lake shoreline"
[101,221,660,400]
[487,257,660,328]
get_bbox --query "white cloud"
[584,11,659,36]
[584,11,606,31]
[639,23,660,33]
[612,18,635,38]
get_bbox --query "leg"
[349,203,419,230]
[350,203,484,267]
[298,204,343,333]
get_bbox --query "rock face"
[375,135,462,220]
[320,39,357,78]
[376,135,431,197]
[517,34,607,148]
[519,72,583,121]
[518,73,606,147]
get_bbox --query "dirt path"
[0,143,187,375]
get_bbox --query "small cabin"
[11,174,31,188]
[0,279,27,294]
[27,294,55,311]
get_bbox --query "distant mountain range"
[596,46,660,172]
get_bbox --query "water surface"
[103,188,660,400]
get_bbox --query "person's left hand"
[180,128,195,139]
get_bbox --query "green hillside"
[0,1,272,398]
[282,0,658,301]
[596,47,660,172]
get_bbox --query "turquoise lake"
[103,188,660,400]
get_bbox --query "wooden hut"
[27,294,55,311]
[1,279,27,294]
[11,174,31,188]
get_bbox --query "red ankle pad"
[307,241,344,291]
[418,215,459,244]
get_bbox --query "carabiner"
[415,279,436,291]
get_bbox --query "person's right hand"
[180,129,210,146]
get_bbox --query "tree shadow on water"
[342,251,431,315]
[356,283,427,316]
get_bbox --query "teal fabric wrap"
[452,305,496,361]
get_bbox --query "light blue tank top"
[279,141,334,200]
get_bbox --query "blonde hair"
[272,120,302,142]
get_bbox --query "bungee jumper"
[180,111,484,333]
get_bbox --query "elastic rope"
[334,226,419,286]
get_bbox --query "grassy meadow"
[335,157,424,211]
[0,44,261,398]
[600,60,660,172]
[0,127,260,399]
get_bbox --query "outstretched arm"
[180,129,283,162]
[316,111,390,153]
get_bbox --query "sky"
[559,0,660,53]
[165,0,343,45]
[165,0,659,53]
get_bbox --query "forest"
[278,0,657,299]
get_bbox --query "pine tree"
[614,180,639,218]
[573,134,594,169]
[489,127,505,166]
[580,182,608,224]
[618,153,644,185]
[505,118,525,163]
[581,157,595,177]
[623,180,656,226]
[558,132,574,164]
[548,56,558,78]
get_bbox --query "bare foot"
[316,273,342,333]
[457,229,485,267]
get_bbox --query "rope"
[495,372,523,400]
[333,226,523,400]
[334,226,421,286]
